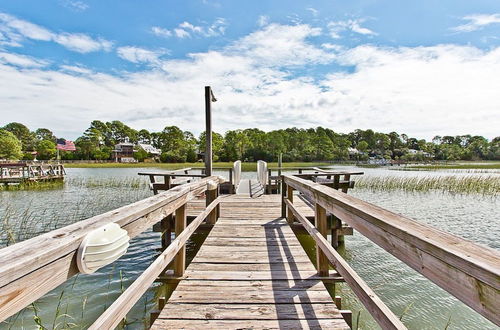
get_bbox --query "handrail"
[284,198,406,329]
[257,160,268,188]
[89,195,225,329]
[232,160,241,190]
[0,176,222,321]
[282,175,500,326]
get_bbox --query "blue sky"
[0,0,499,139]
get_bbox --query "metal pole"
[205,86,213,176]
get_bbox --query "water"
[0,166,498,329]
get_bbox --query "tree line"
[0,120,499,161]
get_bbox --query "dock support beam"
[315,203,329,276]
[174,204,187,277]
[206,182,218,225]
[286,185,294,224]
[281,179,287,218]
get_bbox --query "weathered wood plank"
[172,279,326,290]
[181,270,338,281]
[168,289,336,304]
[187,262,317,272]
[151,319,349,329]
[158,303,344,320]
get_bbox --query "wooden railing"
[0,176,223,323]
[282,175,500,328]
[139,163,240,195]
[0,164,65,180]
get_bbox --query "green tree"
[35,140,56,160]
[0,129,23,160]
[199,131,224,161]
[134,147,149,162]
[357,141,369,153]
[2,122,35,151]
[35,128,56,142]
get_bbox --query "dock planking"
[151,194,349,329]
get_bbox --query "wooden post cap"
[207,180,218,191]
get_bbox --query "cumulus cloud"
[151,26,172,38]
[451,14,500,33]
[0,12,112,53]
[0,22,498,140]
[117,46,168,64]
[328,18,377,38]
[228,23,333,66]
[152,18,227,39]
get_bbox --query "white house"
[138,143,161,156]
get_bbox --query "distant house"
[138,143,161,156]
[113,143,137,163]
[408,149,433,158]
[348,148,361,156]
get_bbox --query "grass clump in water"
[355,175,500,195]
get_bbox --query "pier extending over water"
[0,163,65,185]
[0,164,498,329]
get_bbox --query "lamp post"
[205,86,217,176]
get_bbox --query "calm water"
[0,166,498,329]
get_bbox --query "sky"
[0,0,499,140]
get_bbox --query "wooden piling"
[315,203,329,277]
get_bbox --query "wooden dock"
[152,195,349,329]
[1,172,498,330]
[0,163,65,185]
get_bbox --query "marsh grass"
[355,175,500,195]
[0,180,64,191]
[406,163,500,170]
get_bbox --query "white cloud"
[151,26,172,38]
[60,0,89,12]
[152,18,227,39]
[117,46,167,64]
[451,14,500,33]
[60,65,91,74]
[174,28,191,38]
[54,33,113,53]
[257,15,269,27]
[0,12,112,53]
[0,52,48,67]
[328,18,377,38]
[306,7,319,17]
[229,23,333,66]
[0,23,498,140]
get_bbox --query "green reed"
[355,175,500,195]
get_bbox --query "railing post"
[342,174,351,193]
[281,177,287,218]
[331,215,342,248]
[286,185,294,224]
[315,203,329,276]
[173,204,187,277]
[206,181,218,224]
[333,174,340,190]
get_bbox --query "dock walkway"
[151,194,349,329]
